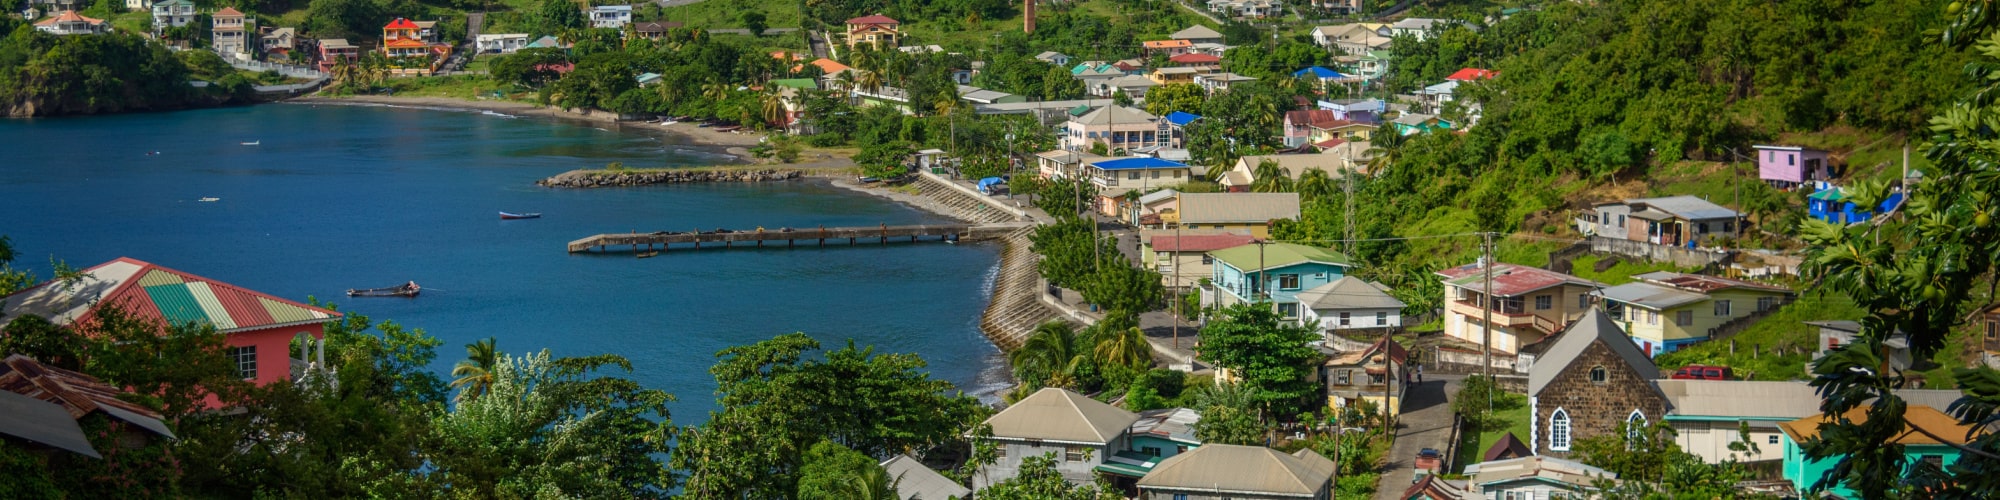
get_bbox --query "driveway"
[1373,374,1462,500]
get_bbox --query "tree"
[1250,158,1293,193]
[977,454,1123,500]
[303,0,382,39]
[449,337,498,403]
[1574,420,1752,499]
[537,0,587,36]
[1297,168,1336,202]
[1079,262,1164,317]
[1143,83,1206,116]
[1012,321,1085,389]
[740,11,768,37]
[1196,304,1322,420]
[1093,326,1152,371]
[1031,176,1098,218]
[1191,381,1264,445]
[796,440,895,500]
[855,140,911,179]
[1028,217,1113,289]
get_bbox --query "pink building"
[1753,145,1833,188]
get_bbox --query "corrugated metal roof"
[1151,233,1256,253]
[1528,309,1660,395]
[1656,380,1821,419]
[0,257,338,335]
[1072,105,1157,126]
[1436,263,1603,297]
[979,388,1138,443]
[0,355,172,440]
[1092,157,1186,170]
[880,454,969,500]
[0,391,99,458]
[1465,455,1615,488]
[1778,405,1975,445]
[1299,276,1405,310]
[1626,195,1738,221]
[1138,444,1332,495]
[1210,242,1351,271]
[1592,282,1708,310]
[1177,192,1300,224]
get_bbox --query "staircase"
[911,175,1024,224]
[977,227,1063,350]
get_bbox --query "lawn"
[658,0,804,31]
[1654,290,1862,381]
[379,74,520,100]
[1452,392,1531,472]
[1565,254,1693,285]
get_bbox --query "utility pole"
[1344,158,1355,255]
[1174,223,1183,349]
[1481,232,1494,381]
[1258,239,1268,303]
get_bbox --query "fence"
[1426,345,1518,374]
[223,53,326,79]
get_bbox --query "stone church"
[1528,308,1669,456]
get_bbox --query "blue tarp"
[1293,66,1344,79]
[1164,111,1202,127]
[977,177,1006,191]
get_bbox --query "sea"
[0,103,1011,419]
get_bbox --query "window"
[1278,274,1301,290]
[1143,446,1163,457]
[1535,294,1552,310]
[1173,170,1184,178]
[995,445,1007,460]
[1173,495,1189,500]
[1550,408,1572,451]
[1589,366,1608,384]
[1064,445,1086,462]
[1618,214,1627,226]
[1339,312,1351,326]
[1337,370,1351,385]
[1788,154,1796,166]
[1202,254,1213,264]
[1989,322,1997,340]
[1627,410,1649,440]
[1277,302,1299,318]
[1151,170,1162,179]
[1768,435,1781,445]
[1647,310,1660,325]
[1922,454,1944,470]
[228,345,257,380]
[1128,171,1141,180]
[1757,296,1777,312]
[1376,311,1388,326]
[1676,311,1694,326]
[1767,150,1775,162]
[1827,337,1842,350]
[1579,294,1591,309]
[1714,300,1733,316]
[1724,220,1735,232]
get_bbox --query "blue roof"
[1092,157,1187,170]
[1164,111,1202,127]
[1294,66,1344,79]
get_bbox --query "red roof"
[0,257,340,335]
[214,6,242,16]
[1169,53,1221,64]
[1435,262,1602,297]
[1285,109,1353,129]
[1151,234,1258,252]
[1312,138,1347,149]
[846,14,898,25]
[1446,68,1496,81]
[34,10,104,25]
[384,17,419,30]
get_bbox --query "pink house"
[1753,145,1833,188]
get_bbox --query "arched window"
[1551,408,1572,451]
[1627,410,1649,441]
[1589,365,1608,384]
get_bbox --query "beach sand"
[287,95,769,147]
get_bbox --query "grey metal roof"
[0,390,98,458]
[1170,24,1224,40]
[1299,276,1405,311]
[980,387,1138,444]
[1804,320,1862,333]
[1177,192,1301,224]
[1138,444,1332,496]
[1465,455,1615,489]
[1627,195,1739,220]
[1529,308,1660,395]
[1592,282,1708,310]
[1129,407,1202,445]
[880,454,969,500]
[1072,105,1158,126]
[1656,380,1822,419]
[977,98,1117,115]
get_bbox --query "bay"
[0,103,1010,419]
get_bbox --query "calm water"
[0,103,1009,418]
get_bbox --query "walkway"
[221,52,325,80]
[1373,374,1461,500]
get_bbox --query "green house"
[1778,404,1972,497]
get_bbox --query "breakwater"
[537,168,807,187]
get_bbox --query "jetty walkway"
[566,223,1026,253]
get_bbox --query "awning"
[1094,450,1162,477]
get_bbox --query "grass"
[658,0,803,31]
[379,74,517,100]
[110,12,151,34]
[1654,290,1862,381]
[1565,254,1692,285]
[1647,160,1751,211]
[1454,392,1530,472]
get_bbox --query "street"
[1372,374,1462,500]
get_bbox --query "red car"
[1671,365,1733,380]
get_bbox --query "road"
[1372,374,1461,500]
[707,27,800,35]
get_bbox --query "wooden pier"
[567,224,1025,253]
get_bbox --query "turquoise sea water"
[0,103,1009,417]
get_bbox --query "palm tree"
[1298,168,1336,201]
[1251,159,1294,193]
[1094,326,1152,370]
[330,59,360,91]
[857,70,886,97]
[450,338,499,402]
[1010,321,1083,389]
[702,82,732,103]
[760,88,787,128]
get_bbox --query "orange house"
[382,17,451,74]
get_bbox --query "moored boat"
[499,212,542,219]
[348,281,420,298]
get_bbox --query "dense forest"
[0,22,255,117]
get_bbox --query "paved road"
[1372,374,1462,500]
[707,27,800,35]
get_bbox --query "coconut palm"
[702,82,732,103]
[857,70,886,96]
[1010,321,1083,389]
[1094,326,1152,370]
[760,88,787,128]
[1250,159,1294,193]
[330,59,361,91]
[1298,168,1336,201]
[450,337,500,402]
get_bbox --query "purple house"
[1753,145,1834,188]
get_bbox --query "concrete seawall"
[537,168,808,187]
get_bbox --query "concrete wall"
[974,439,1117,490]
[1670,418,1787,463]
[1588,236,1733,268]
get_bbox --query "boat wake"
[481,110,518,119]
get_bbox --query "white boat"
[659,120,679,126]
[199,197,220,202]
[241,141,260,146]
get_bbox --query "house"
[1312,23,1391,55]
[1807,186,1905,224]
[881,454,971,500]
[845,14,901,49]
[1315,140,1375,170]
[1293,66,1346,88]
[34,10,105,35]
[1099,407,1205,482]
[1142,38,1195,56]
[1163,111,1200,148]
[1063,105,1161,153]
[1172,193,1301,237]
[1400,475,1468,500]
[1035,149,1105,180]
[211,7,249,56]
[1436,262,1605,355]
[1415,80,1462,115]
[0,257,343,387]
[523,35,565,49]
[124,0,149,11]
[1659,379,1963,464]
[0,355,177,457]
[1445,68,1496,82]
[1195,72,1256,93]
[150,0,193,30]
[1144,233,1258,289]
[1483,433,1532,462]
[1752,145,1834,188]
[1220,154,1355,192]
[381,18,452,74]
[1463,455,1616,499]
[1209,242,1352,320]
[970,387,1140,489]
[1283,109,1340,148]
[1317,98,1384,123]
[1209,0,1283,18]
[958,85,1026,105]
[1088,157,1192,215]
[1168,24,1225,45]
[1323,336,1408,414]
[1097,74,1158,100]
[412,19,440,42]
[1811,320,1913,371]
[1582,195,1741,246]
[1344,50,1392,80]
[260,27,296,59]
[1168,52,1222,70]
[1779,404,1976,497]
[1592,272,1793,356]
[589,5,632,29]
[1136,444,1334,500]
[317,38,359,72]
[475,33,530,54]
[1384,18,1447,40]
[1314,0,1364,15]
[1149,66,1203,85]
[1301,276,1404,335]
[1527,309,1669,456]
[1391,113,1449,135]
[1036,51,1072,67]
[629,21,681,41]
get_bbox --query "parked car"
[1413,447,1443,481]
[1671,364,1733,380]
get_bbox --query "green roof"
[1808,188,1846,201]
[1210,242,1351,271]
[1095,450,1164,478]
[770,78,817,90]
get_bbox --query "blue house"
[1779,404,1971,497]
[1209,242,1353,320]
[1162,111,1201,148]
[1807,187,1904,225]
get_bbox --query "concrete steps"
[912,176,1020,225]
[978,227,1063,351]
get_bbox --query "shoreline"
[285,95,768,148]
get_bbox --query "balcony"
[1447,300,1562,334]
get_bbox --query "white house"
[589,5,633,29]
[1299,276,1405,333]
[970,387,1140,490]
[1383,18,1447,40]
[150,0,192,29]
[475,33,531,54]
[33,11,107,35]
[1463,455,1616,499]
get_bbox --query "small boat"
[499,212,542,220]
[199,197,220,202]
[348,282,420,298]
[637,251,659,259]
[241,141,260,146]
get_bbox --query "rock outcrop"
[536,169,803,188]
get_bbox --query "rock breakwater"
[537,168,803,188]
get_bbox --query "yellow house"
[844,14,900,49]
[1436,263,1606,355]
[1313,121,1375,143]
[1593,271,1794,357]
[1150,66,1203,85]
[1325,337,1408,416]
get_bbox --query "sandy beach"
[286,95,770,148]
